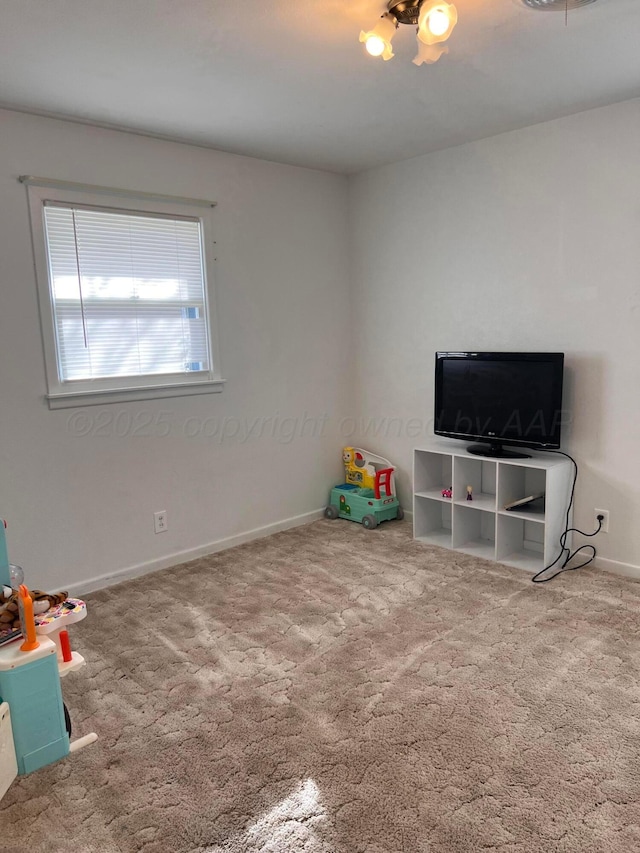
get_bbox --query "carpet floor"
[3,519,640,853]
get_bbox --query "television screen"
[434,352,565,458]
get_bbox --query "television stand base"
[467,443,531,459]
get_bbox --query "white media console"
[413,442,573,573]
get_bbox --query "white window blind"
[43,203,211,383]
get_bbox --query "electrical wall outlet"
[594,509,609,534]
[154,511,168,534]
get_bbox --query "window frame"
[25,178,224,409]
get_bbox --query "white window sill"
[46,379,226,410]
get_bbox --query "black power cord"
[531,450,602,584]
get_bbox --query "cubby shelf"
[413,442,573,573]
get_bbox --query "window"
[25,179,223,408]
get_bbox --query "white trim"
[593,556,640,582]
[19,175,216,209]
[46,378,225,409]
[65,509,325,596]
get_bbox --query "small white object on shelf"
[504,493,545,512]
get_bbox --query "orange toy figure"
[18,586,39,652]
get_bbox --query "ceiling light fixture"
[360,0,458,66]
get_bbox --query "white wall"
[349,99,640,572]
[0,109,351,591]
[3,99,639,590]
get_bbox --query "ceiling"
[0,0,639,174]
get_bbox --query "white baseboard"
[593,556,640,582]
[68,508,325,596]
[65,506,640,596]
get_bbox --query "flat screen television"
[434,352,565,458]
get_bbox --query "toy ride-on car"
[325,460,403,529]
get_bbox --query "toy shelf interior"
[496,513,545,572]
[413,495,452,549]
[497,464,546,519]
[453,457,496,511]
[452,504,496,560]
[414,450,453,502]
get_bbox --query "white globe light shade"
[417,1,458,46]
[359,14,396,61]
[365,35,386,56]
[428,8,450,36]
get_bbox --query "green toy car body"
[325,484,403,529]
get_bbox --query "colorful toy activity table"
[0,520,97,799]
